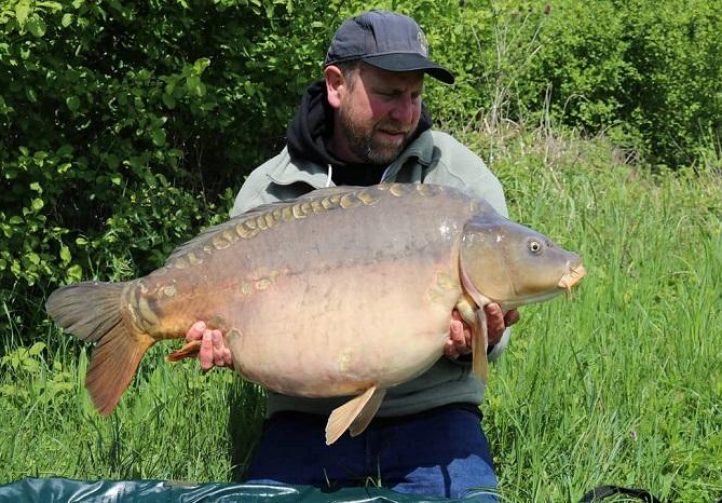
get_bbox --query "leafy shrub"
[503,0,722,167]
[0,0,337,345]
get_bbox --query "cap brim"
[362,53,455,84]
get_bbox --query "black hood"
[286,80,432,169]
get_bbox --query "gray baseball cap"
[324,11,455,84]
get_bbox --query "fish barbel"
[46,183,585,444]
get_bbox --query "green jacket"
[231,129,511,418]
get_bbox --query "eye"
[528,240,543,254]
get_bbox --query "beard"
[336,106,414,165]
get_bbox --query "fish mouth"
[558,263,586,292]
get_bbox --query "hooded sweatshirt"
[285,80,432,186]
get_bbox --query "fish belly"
[225,256,461,398]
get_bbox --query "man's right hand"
[186,321,233,371]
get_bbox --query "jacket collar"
[268,129,436,189]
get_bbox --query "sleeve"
[229,152,286,218]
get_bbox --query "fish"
[46,183,586,445]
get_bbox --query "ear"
[324,65,345,109]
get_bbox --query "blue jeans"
[245,405,498,500]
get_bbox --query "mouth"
[558,263,586,292]
[376,127,410,143]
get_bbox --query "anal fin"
[326,386,384,445]
[167,340,202,362]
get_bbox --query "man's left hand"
[444,304,520,359]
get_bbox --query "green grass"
[477,126,722,501]
[0,340,264,483]
[1,126,720,502]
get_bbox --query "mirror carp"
[46,183,585,444]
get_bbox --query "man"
[187,10,519,500]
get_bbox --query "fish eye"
[528,240,543,254]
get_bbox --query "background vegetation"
[1,0,720,501]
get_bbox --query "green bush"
[504,0,722,167]
[0,0,338,345]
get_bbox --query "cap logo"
[416,30,428,57]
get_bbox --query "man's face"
[335,64,424,165]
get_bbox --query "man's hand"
[444,304,520,359]
[186,321,232,371]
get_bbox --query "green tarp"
[0,478,474,502]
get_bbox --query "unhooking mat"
[0,478,483,502]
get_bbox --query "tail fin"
[46,281,155,415]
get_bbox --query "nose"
[389,94,416,125]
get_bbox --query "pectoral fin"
[472,309,489,382]
[455,295,489,383]
[326,386,384,445]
